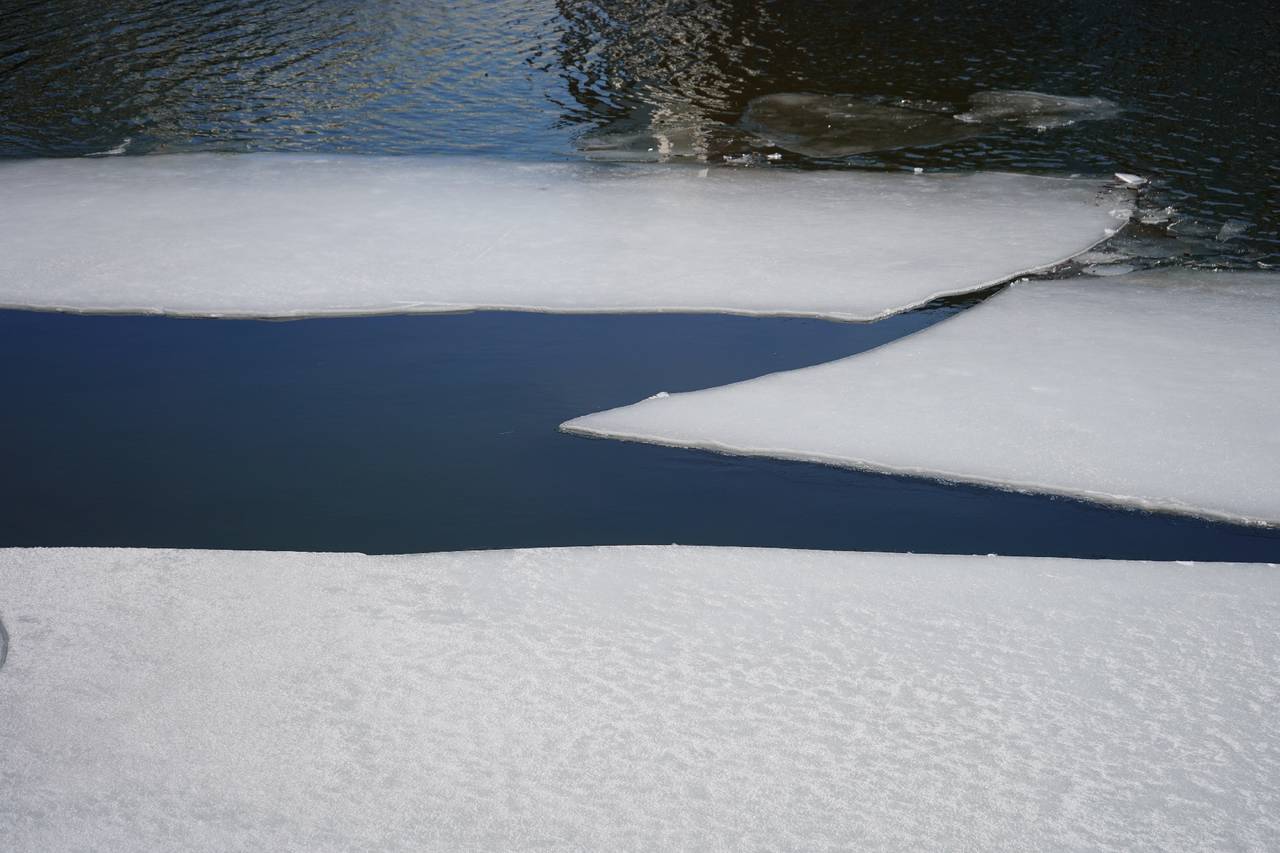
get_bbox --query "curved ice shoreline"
[2,545,1278,850]
[0,153,1128,322]
[563,270,1280,527]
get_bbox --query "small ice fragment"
[1168,219,1217,238]
[913,167,924,174]
[1074,251,1124,265]
[649,391,670,400]
[84,137,132,157]
[1083,263,1137,276]
[1216,219,1251,242]
[957,91,1119,127]
[1114,172,1147,186]
[766,153,782,161]
[1139,206,1176,225]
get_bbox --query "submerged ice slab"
[564,270,1280,525]
[956,90,1121,128]
[740,93,985,157]
[740,90,1119,157]
[0,154,1126,321]
[2,545,1279,850]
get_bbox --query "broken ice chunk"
[563,269,1280,526]
[3,545,1279,849]
[578,101,721,162]
[1217,219,1251,242]
[956,90,1121,127]
[739,90,1118,158]
[1082,263,1138,276]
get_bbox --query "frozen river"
[1,0,1277,559]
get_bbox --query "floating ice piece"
[956,90,1121,128]
[1168,218,1218,238]
[564,270,1280,525]
[740,92,983,157]
[739,90,1118,158]
[1114,172,1147,186]
[3,545,1279,850]
[0,154,1126,321]
[84,136,132,157]
[1082,262,1137,276]
[1217,218,1251,241]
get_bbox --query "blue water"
[2,0,1278,558]
[2,304,1277,560]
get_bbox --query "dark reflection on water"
[2,0,1277,256]
[2,306,1277,561]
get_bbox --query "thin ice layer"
[2,546,1278,850]
[0,154,1125,320]
[564,270,1280,525]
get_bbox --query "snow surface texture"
[0,154,1126,321]
[564,270,1280,526]
[2,546,1278,851]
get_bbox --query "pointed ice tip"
[1114,172,1147,186]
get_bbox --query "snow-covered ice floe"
[0,154,1127,321]
[564,269,1280,526]
[2,545,1278,850]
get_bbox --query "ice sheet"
[956,90,1121,128]
[0,154,1126,321]
[2,545,1278,851]
[564,270,1280,525]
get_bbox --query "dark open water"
[2,0,1278,558]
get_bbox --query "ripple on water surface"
[1,0,1277,259]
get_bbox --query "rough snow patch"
[2,545,1278,850]
[0,154,1125,321]
[563,270,1280,526]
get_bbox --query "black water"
[2,0,1278,558]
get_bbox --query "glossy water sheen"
[2,306,1278,560]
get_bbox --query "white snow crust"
[564,270,1280,525]
[2,545,1279,851]
[0,154,1126,321]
